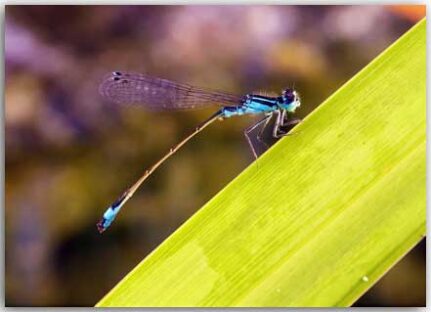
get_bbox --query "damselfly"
[97,71,301,233]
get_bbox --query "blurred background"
[5,5,425,306]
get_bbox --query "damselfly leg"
[244,111,300,159]
[244,115,271,160]
[273,110,301,138]
[256,114,273,149]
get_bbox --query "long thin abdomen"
[97,110,224,233]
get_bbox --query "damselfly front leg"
[280,109,301,127]
[272,110,301,138]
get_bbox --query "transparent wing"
[99,71,244,110]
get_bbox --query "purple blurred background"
[5,5,425,306]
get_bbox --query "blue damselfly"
[97,71,301,233]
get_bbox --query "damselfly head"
[281,88,301,112]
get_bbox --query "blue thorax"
[221,94,297,118]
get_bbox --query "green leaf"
[97,19,426,307]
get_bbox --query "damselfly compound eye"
[283,88,295,103]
